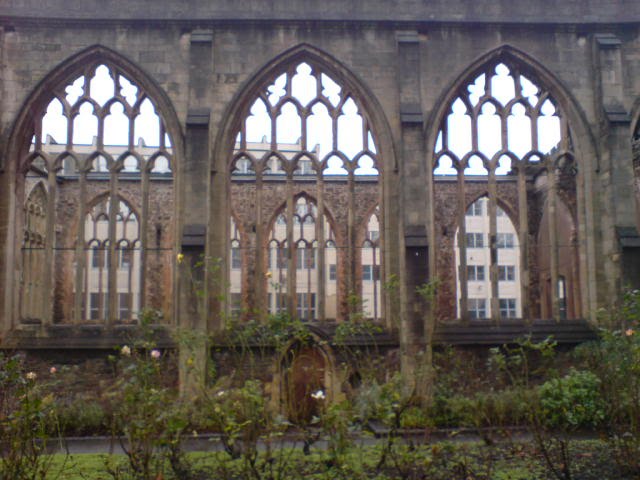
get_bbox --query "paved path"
[49,427,548,455]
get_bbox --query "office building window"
[468,298,487,319]
[467,265,485,281]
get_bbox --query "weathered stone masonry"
[2,1,640,395]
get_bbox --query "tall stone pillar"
[178,108,210,396]
[395,30,431,396]
[178,28,215,396]
[594,34,638,301]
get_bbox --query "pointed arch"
[5,44,183,173]
[536,194,580,320]
[428,44,592,322]
[277,333,340,421]
[264,193,339,321]
[6,45,181,327]
[222,44,394,322]
[213,43,394,174]
[81,193,141,323]
[454,196,522,319]
[426,44,597,167]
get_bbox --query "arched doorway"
[283,343,327,423]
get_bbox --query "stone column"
[178,28,215,396]
[594,34,638,297]
[178,108,210,396]
[396,30,430,396]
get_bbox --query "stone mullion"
[372,244,379,321]
[560,115,570,151]
[306,244,312,319]
[28,239,35,319]
[39,227,48,319]
[38,211,47,319]
[277,242,285,311]
[488,168,499,322]
[426,155,436,325]
[73,170,88,324]
[270,111,277,149]
[531,109,539,151]
[547,165,560,320]
[300,110,308,151]
[255,171,265,318]
[107,171,119,326]
[140,168,150,311]
[37,237,45,318]
[574,166,585,319]
[316,175,326,320]
[517,164,530,320]
[141,166,152,310]
[42,165,57,326]
[98,247,105,321]
[81,247,89,321]
[347,171,357,319]
[21,207,30,319]
[22,233,31,319]
[286,176,296,318]
[31,240,39,319]
[456,167,469,322]
[126,241,134,320]
[377,186,386,325]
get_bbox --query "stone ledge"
[3,0,639,24]
[3,324,175,349]
[1,319,598,349]
[433,318,597,345]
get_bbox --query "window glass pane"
[329,264,337,281]
[231,247,241,269]
[118,292,130,320]
[468,298,486,319]
[467,265,485,281]
[499,298,517,318]
[466,232,484,248]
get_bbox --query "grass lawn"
[43,439,626,479]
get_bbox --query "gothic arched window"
[231,60,381,321]
[433,59,579,321]
[22,61,175,325]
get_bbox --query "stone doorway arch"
[284,343,327,423]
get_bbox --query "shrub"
[0,354,62,480]
[538,369,605,430]
[195,380,269,459]
[56,398,107,436]
[470,388,531,428]
[575,310,640,474]
[430,394,475,428]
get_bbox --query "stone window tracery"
[229,217,243,318]
[231,60,381,321]
[20,183,48,321]
[22,62,174,325]
[265,196,337,320]
[455,197,522,319]
[361,207,381,321]
[433,60,579,321]
[82,196,140,321]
